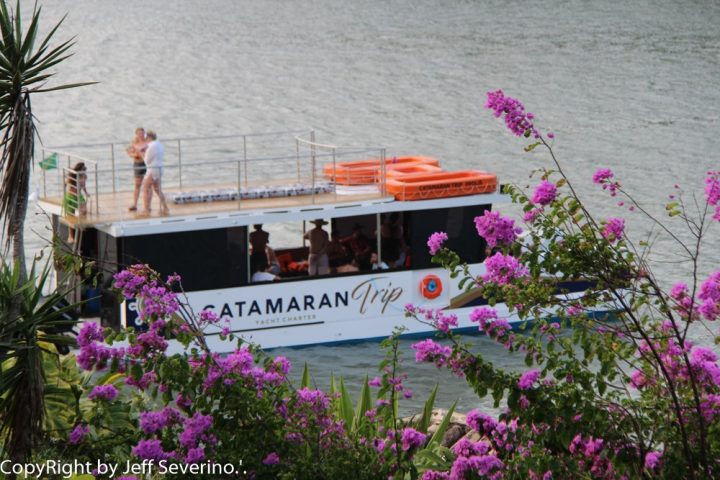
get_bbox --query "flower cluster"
[139,407,183,435]
[706,170,720,221]
[518,369,541,390]
[481,252,529,285]
[428,231,449,255]
[469,307,514,348]
[400,428,427,451]
[411,339,451,366]
[68,424,89,445]
[593,168,620,196]
[407,305,458,333]
[474,210,521,248]
[113,264,180,322]
[485,89,539,138]
[601,217,625,243]
[88,384,119,402]
[669,282,695,319]
[531,180,558,206]
[698,271,720,321]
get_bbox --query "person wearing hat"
[304,219,330,276]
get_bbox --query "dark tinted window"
[121,227,248,291]
[408,205,490,269]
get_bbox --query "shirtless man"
[249,224,270,275]
[304,219,330,276]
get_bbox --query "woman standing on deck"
[63,162,88,243]
[126,127,148,211]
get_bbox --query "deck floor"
[45,182,385,227]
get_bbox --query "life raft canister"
[420,274,443,299]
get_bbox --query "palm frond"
[0,260,80,461]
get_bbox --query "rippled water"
[14,0,720,412]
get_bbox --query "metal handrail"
[46,128,316,150]
[39,129,390,220]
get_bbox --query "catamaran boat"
[36,129,592,352]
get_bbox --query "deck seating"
[170,182,334,205]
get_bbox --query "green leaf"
[339,378,354,429]
[416,384,438,434]
[352,375,372,432]
[524,141,541,152]
[427,401,457,449]
[300,362,311,388]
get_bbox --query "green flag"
[39,152,57,170]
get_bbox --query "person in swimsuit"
[63,162,88,243]
[126,127,148,211]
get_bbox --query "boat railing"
[38,129,389,220]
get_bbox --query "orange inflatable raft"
[383,163,443,180]
[386,170,497,201]
[324,156,439,185]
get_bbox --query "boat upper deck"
[37,129,506,237]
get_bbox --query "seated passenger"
[371,252,389,271]
[266,245,281,275]
[341,224,372,270]
[336,259,359,273]
[251,259,279,283]
[326,230,347,274]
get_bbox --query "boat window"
[406,205,490,269]
[250,214,407,281]
[121,226,248,291]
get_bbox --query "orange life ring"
[420,274,443,299]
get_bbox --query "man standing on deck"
[141,131,170,216]
[304,219,330,276]
[249,224,270,275]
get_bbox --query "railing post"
[380,148,387,196]
[177,139,183,190]
[311,146,316,205]
[376,213,382,264]
[237,160,242,209]
[243,135,248,188]
[94,163,100,215]
[295,137,301,182]
[332,148,337,201]
[111,143,116,193]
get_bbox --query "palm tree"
[0,0,92,283]
[0,0,92,466]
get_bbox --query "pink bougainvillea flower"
[427,231,448,255]
[474,210,522,248]
[601,217,625,243]
[531,180,558,206]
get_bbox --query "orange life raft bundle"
[385,170,497,201]
[323,156,439,185]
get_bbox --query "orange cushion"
[276,253,293,271]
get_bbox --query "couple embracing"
[127,127,170,216]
